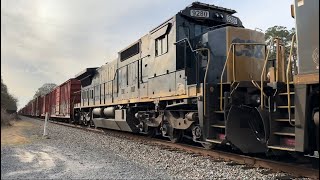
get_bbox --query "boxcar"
[50,79,81,119]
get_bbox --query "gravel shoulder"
[1,117,310,179]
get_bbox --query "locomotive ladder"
[267,34,297,152]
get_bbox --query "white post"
[43,112,49,137]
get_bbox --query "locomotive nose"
[226,105,270,153]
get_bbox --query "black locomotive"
[21,1,319,158]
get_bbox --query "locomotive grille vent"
[120,42,140,61]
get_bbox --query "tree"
[1,76,17,111]
[265,26,296,60]
[33,83,57,98]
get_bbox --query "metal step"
[277,105,295,108]
[218,82,231,85]
[279,92,295,95]
[273,132,295,137]
[211,124,226,128]
[268,145,295,151]
[218,97,230,99]
[206,138,223,144]
[274,118,295,122]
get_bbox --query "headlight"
[256,96,261,104]
[251,95,260,104]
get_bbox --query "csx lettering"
[232,38,264,59]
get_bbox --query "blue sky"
[1,0,295,109]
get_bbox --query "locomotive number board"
[190,10,210,18]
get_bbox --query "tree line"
[1,76,17,112]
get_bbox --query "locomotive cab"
[174,3,270,152]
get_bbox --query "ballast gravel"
[1,117,311,180]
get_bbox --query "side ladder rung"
[277,105,295,109]
[218,82,231,85]
[211,124,226,128]
[206,139,223,144]
[279,92,295,95]
[268,145,295,151]
[274,118,295,122]
[273,132,295,136]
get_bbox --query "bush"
[1,108,17,126]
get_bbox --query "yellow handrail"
[287,34,296,126]
[275,38,280,82]
[220,44,234,111]
[220,42,267,111]
[260,47,271,109]
[200,48,211,116]
[232,46,236,82]
[260,38,276,109]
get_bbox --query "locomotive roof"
[186,1,237,14]
[74,67,98,81]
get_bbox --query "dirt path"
[1,117,170,179]
[1,120,37,146]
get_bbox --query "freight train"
[19,1,319,158]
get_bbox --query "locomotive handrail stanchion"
[260,47,270,109]
[220,42,267,111]
[275,38,280,82]
[287,34,296,127]
[201,48,211,116]
[233,44,236,82]
[174,38,210,115]
[220,44,233,111]
[260,38,275,109]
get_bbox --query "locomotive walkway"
[1,116,316,179]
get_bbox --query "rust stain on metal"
[294,73,319,84]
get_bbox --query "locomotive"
[20,1,319,158]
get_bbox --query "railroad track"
[40,118,319,179]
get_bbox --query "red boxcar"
[49,87,57,116]
[36,96,43,117]
[41,94,50,117]
[26,101,32,116]
[31,99,36,116]
[21,78,80,119]
[50,78,81,119]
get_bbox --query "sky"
[1,0,295,109]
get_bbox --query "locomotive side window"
[195,24,206,37]
[178,26,190,40]
[195,25,202,37]
[155,34,168,56]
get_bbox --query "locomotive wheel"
[82,117,88,126]
[201,142,215,150]
[89,119,95,127]
[68,118,74,124]
[147,127,157,138]
[169,129,183,143]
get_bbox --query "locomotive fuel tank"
[103,107,115,118]
[92,108,103,116]
[92,107,115,118]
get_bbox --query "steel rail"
[30,117,319,179]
